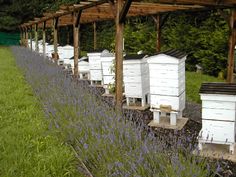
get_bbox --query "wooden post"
[35,24,39,52]
[115,0,125,109]
[23,28,26,47]
[30,26,33,50]
[73,11,82,77]
[227,9,236,83]
[53,17,59,60]
[155,14,161,52]
[25,27,29,48]
[43,21,46,58]
[19,27,22,45]
[93,22,97,50]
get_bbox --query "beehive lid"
[147,49,186,64]
[124,54,148,60]
[101,49,114,57]
[160,49,186,59]
[200,83,236,95]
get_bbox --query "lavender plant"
[12,46,217,177]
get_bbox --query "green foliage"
[162,11,229,77]
[186,71,224,103]
[0,47,79,177]
[124,18,156,54]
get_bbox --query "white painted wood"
[123,56,149,105]
[101,51,115,87]
[147,54,186,64]
[90,69,102,81]
[202,100,236,110]
[147,53,186,113]
[201,94,236,102]
[150,76,185,87]
[200,120,235,143]
[202,108,236,121]
[150,92,186,111]
[150,86,185,96]
[88,51,103,82]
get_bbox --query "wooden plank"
[227,9,236,83]
[115,0,124,109]
[156,0,236,6]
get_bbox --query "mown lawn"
[186,71,224,103]
[0,47,79,177]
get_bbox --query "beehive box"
[101,50,115,94]
[58,45,74,59]
[147,50,186,112]
[88,50,103,84]
[198,83,236,154]
[123,54,149,107]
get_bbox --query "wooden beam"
[119,0,133,23]
[156,0,236,7]
[93,22,97,50]
[227,9,236,83]
[115,0,124,109]
[74,11,82,77]
[108,0,117,17]
[35,24,39,52]
[53,17,59,60]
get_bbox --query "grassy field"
[0,47,79,177]
[186,71,224,103]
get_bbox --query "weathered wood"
[43,21,46,58]
[115,0,125,109]
[93,22,97,50]
[35,24,39,52]
[227,9,236,83]
[25,27,29,48]
[119,0,133,23]
[29,26,33,50]
[53,17,59,60]
[74,11,82,77]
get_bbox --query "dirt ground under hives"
[75,78,236,177]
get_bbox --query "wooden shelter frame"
[19,0,236,109]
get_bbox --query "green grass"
[186,71,224,103]
[0,47,79,177]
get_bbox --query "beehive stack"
[147,50,186,125]
[199,83,236,154]
[123,54,149,107]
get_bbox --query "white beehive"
[198,83,236,154]
[65,57,90,79]
[45,45,54,58]
[101,50,115,94]
[123,54,149,107]
[147,50,186,125]
[58,45,74,59]
[88,50,103,85]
